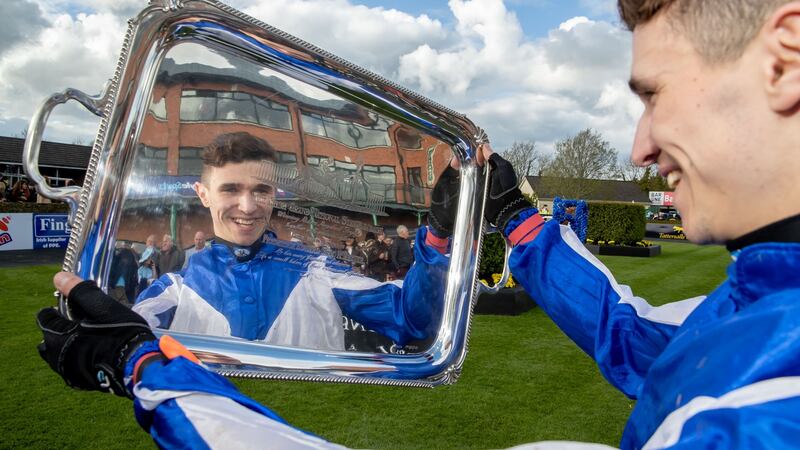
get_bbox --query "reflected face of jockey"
[195,161,275,246]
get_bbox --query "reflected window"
[218,92,257,122]
[407,167,424,204]
[277,151,297,166]
[180,89,292,130]
[180,90,216,121]
[149,97,167,120]
[178,147,204,176]
[134,146,168,176]
[255,98,291,129]
[307,156,396,202]
[396,127,422,149]
[301,113,391,149]
[363,165,396,202]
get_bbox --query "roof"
[523,175,650,203]
[0,136,92,169]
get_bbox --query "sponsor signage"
[426,146,436,185]
[0,214,34,251]
[649,191,675,206]
[126,176,199,199]
[33,214,71,249]
[0,213,70,251]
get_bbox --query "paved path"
[0,249,66,268]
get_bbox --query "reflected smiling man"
[132,132,448,351]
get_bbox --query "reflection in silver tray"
[34,0,490,387]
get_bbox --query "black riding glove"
[428,165,461,237]
[36,280,155,398]
[484,153,532,231]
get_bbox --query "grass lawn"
[0,241,731,449]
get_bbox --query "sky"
[0,0,641,159]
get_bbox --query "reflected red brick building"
[120,59,453,249]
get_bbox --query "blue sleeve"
[125,342,344,449]
[508,219,702,398]
[642,380,800,449]
[332,227,448,346]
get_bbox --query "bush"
[479,232,506,281]
[0,202,70,213]
[587,202,646,246]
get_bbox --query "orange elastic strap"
[159,335,201,364]
[507,214,545,246]
[425,232,449,254]
[132,352,162,384]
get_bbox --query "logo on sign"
[649,191,664,205]
[0,216,12,246]
[35,215,71,238]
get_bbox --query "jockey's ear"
[194,181,211,208]
[763,4,800,112]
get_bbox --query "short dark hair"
[202,132,276,181]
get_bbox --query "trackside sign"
[0,213,70,251]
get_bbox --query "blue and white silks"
[509,219,800,449]
[133,227,447,351]
[128,218,800,449]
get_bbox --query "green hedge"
[587,202,646,246]
[0,203,70,213]
[479,232,506,280]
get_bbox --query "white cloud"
[394,2,638,154]
[0,0,641,160]
[240,0,448,77]
[0,7,127,142]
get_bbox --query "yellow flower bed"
[479,273,516,288]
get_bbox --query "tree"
[499,140,548,180]
[637,166,670,192]
[617,156,645,182]
[540,128,618,199]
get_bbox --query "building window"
[178,147,204,176]
[301,113,391,149]
[134,146,168,176]
[407,167,424,204]
[277,151,297,166]
[306,156,396,202]
[179,89,292,130]
[149,97,167,120]
[364,165,396,202]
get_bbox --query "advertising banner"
[32,214,71,249]
[0,213,70,251]
[0,213,34,251]
[649,191,675,206]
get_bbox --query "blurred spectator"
[390,225,414,279]
[183,231,207,269]
[364,231,390,281]
[158,234,185,275]
[137,234,159,293]
[10,179,32,202]
[109,241,139,305]
[0,175,8,198]
[342,235,366,273]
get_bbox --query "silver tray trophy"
[24,0,511,387]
